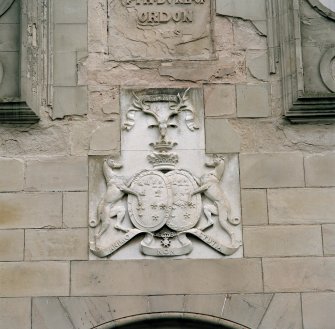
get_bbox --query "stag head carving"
[123,88,199,143]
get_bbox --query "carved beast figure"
[89,158,142,240]
[190,158,241,246]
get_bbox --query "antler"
[169,88,199,131]
[123,93,160,130]
[169,88,190,115]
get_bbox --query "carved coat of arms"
[89,89,242,257]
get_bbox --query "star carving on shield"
[187,201,196,208]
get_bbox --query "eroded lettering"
[124,0,204,5]
[157,248,175,256]
[137,10,193,25]
[109,233,132,253]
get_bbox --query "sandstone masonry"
[0,0,334,328]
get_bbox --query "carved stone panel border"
[0,0,44,123]
[307,0,335,21]
[89,88,242,259]
[277,0,335,122]
[107,0,216,61]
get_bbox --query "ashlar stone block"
[53,51,77,86]
[0,193,62,229]
[54,24,87,52]
[236,84,270,117]
[222,294,273,329]
[258,293,303,329]
[54,0,88,24]
[322,224,335,255]
[305,152,335,187]
[268,188,335,224]
[32,298,75,329]
[63,192,88,228]
[33,296,150,329]
[53,86,88,119]
[94,296,148,323]
[25,229,88,261]
[240,152,305,188]
[0,230,24,261]
[184,294,226,318]
[0,262,69,297]
[204,84,236,117]
[158,60,230,82]
[0,298,31,329]
[241,189,268,225]
[205,118,241,153]
[302,292,335,329]
[243,225,323,257]
[88,0,108,53]
[246,50,269,81]
[71,259,263,296]
[59,296,148,328]
[148,295,185,313]
[263,257,335,292]
[233,19,267,50]
[70,121,98,156]
[26,157,88,191]
[89,123,120,155]
[216,0,266,21]
[0,158,24,192]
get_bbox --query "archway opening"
[116,318,235,329]
[95,313,250,329]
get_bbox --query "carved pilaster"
[0,0,47,123]
[277,0,335,122]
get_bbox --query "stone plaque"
[108,0,214,61]
[89,88,242,259]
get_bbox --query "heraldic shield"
[165,170,202,231]
[128,170,173,232]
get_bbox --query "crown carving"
[147,151,179,171]
[149,140,177,152]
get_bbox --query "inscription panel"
[108,0,214,61]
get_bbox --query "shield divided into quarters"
[128,170,173,232]
[165,170,202,232]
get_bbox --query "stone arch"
[34,294,292,329]
[92,313,250,329]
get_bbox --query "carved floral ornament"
[89,89,242,258]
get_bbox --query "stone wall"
[0,0,335,328]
